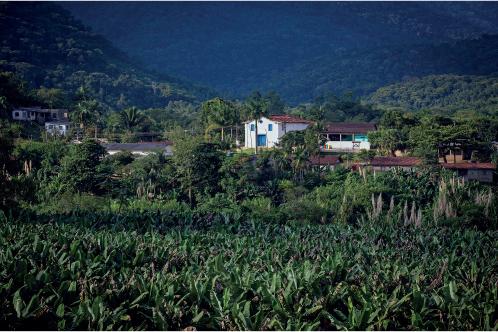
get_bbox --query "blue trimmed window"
[268,124,273,131]
[251,124,255,131]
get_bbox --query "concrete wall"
[460,169,493,183]
[372,166,415,172]
[324,141,371,150]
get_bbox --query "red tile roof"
[268,114,314,124]
[370,157,421,166]
[322,122,376,134]
[442,163,495,170]
[309,155,342,165]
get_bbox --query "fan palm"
[244,97,269,154]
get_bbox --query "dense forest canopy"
[367,74,498,115]
[255,35,498,106]
[60,1,498,98]
[0,1,226,114]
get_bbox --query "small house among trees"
[321,122,376,151]
[441,163,495,183]
[243,115,313,149]
[12,107,69,125]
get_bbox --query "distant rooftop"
[442,163,495,170]
[370,157,421,166]
[308,155,342,165]
[268,114,314,124]
[242,114,314,124]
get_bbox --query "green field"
[1,209,497,331]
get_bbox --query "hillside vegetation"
[254,35,498,106]
[367,74,498,114]
[60,2,498,96]
[0,2,224,112]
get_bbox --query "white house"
[100,142,174,156]
[12,107,69,125]
[243,114,314,148]
[45,121,74,136]
[322,122,377,151]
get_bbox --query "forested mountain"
[253,35,498,106]
[0,1,224,112]
[419,2,498,33]
[367,74,498,114]
[60,1,498,96]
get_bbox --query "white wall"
[324,141,371,150]
[45,122,73,136]
[107,147,173,156]
[245,118,310,148]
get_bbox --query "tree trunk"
[255,120,258,155]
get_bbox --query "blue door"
[257,134,266,147]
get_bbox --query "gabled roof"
[242,114,313,124]
[100,142,173,151]
[322,122,376,134]
[442,163,495,170]
[308,155,342,165]
[268,114,314,124]
[370,157,421,166]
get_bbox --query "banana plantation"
[0,203,497,330]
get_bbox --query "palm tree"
[244,97,269,155]
[70,100,102,138]
[119,106,146,130]
[291,147,309,182]
[71,86,93,103]
[202,98,235,141]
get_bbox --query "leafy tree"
[59,138,107,193]
[357,148,378,163]
[172,136,224,205]
[201,97,236,141]
[244,96,269,155]
[36,86,67,108]
[368,129,404,157]
[263,90,285,114]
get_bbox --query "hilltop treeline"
[255,35,498,105]
[61,1,498,95]
[368,74,498,114]
[0,2,224,113]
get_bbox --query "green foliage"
[256,35,498,106]
[118,106,146,130]
[0,2,224,114]
[1,207,497,330]
[58,139,108,193]
[369,74,498,114]
[60,2,498,99]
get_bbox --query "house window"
[482,170,487,175]
[354,134,368,142]
[329,134,340,141]
[341,134,353,141]
[251,124,255,131]
[14,112,19,117]
[458,169,468,177]
[268,124,273,131]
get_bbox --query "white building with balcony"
[45,121,74,136]
[322,122,377,151]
